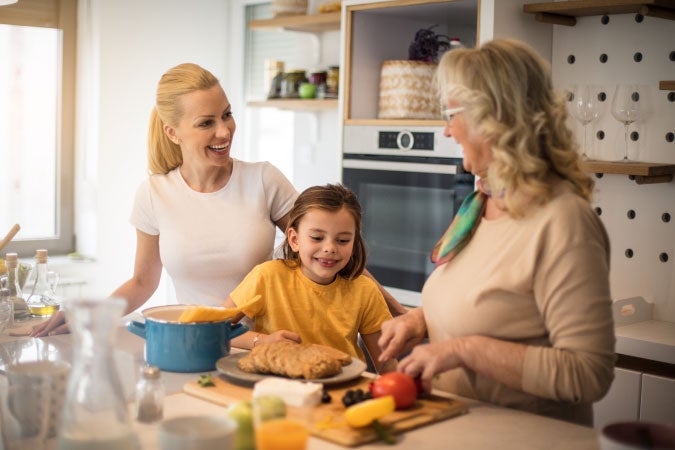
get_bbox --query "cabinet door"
[640,374,675,423]
[593,367,641,429]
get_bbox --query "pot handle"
[228,322,248,339]
[126,320,146,339]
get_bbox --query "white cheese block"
[252,377,323,408]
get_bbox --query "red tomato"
[368,372,418,410]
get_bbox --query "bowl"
[158,415,236,450]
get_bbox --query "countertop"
[615,320,675,365]
[0,317,601,450]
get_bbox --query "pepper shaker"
[135,365,164,423]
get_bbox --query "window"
[0,0,76,256]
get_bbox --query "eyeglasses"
[441,106,465,123]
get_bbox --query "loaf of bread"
[238,341,351,379]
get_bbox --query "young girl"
[223,184,396,373]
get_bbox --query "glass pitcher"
[57,297,140,450]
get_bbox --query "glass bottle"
[0,287,12,333]
[57,297,140,450]
[3,253,29,322]
[25,249,60,317]
[135,365,164,423]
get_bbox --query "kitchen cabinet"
[246,12,340,112]
[342,0,479,126]
[595,356,675,428]
[593,367,641,428]
[640,373,675,422]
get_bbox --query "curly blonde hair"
[435,39,593,217]
[147,63,220,174]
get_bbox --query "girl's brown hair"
[147,63,220,174]
[282,184,367,280]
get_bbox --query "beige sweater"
[423,183,615,425]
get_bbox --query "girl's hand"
[262,329,301,345]
[29,311,69,337]
[397,339,464,393]
[377,308,427,362]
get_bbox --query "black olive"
[321,389,332,404]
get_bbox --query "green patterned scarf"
[430,189,487,266]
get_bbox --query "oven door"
[342,155,474,307]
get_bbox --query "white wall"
[73,0,231,306]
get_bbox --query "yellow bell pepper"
[344,395,395,428]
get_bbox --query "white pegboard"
[552,13,674,164]
[549,12,675,322]
[592,174,675,322]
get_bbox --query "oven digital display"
[378,131,434,150]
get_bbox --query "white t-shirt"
[130,159,298,306]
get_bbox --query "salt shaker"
[135,365,164,423]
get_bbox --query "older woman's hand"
[377,308,427,362]
[29,310,69,337]
[397,339,464,393]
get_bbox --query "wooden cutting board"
[184,375,468,447]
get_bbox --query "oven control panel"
[343,125,462,159]
[379,131,434,151]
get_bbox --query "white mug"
[158,415,236,450]
[600,421,675,450]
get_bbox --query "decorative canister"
[280,70,308,98]
[272,0,308,17]
[377,60,440,119]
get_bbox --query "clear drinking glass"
[611,84,644,162]
[568,85,601,159]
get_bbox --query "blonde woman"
[378,39,615,425]
[32,63,298,336]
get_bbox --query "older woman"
[378,39,615,425]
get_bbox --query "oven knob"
[396,131,414,151]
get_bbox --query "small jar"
[280,70,308,98]
[135,365,164,423]
[326,66,339,98]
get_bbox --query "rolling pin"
[0,224,20,253]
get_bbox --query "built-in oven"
[342,126,475,307]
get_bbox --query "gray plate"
[216,352,366,386]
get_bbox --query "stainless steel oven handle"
[342,158,458,174]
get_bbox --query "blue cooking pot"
[126,305,247,373]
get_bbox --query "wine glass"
[568,85,601,159]
[611,84,644,162]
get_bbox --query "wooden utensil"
[0,224,20,253]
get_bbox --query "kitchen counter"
[0,317,601,450]
[615,320,675,365]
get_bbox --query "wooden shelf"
[247,99,338,111]
[523,1,675,26]
[582,160,675,184]
[248,12,340,33]
[344,118,445,127]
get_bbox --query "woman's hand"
[397,339,464,393]
[377,308,427,362]
[29,310,69,337]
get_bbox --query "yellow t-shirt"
[230,260,392,362]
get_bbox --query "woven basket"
[378,60,440,120]
[272,0,308,16]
